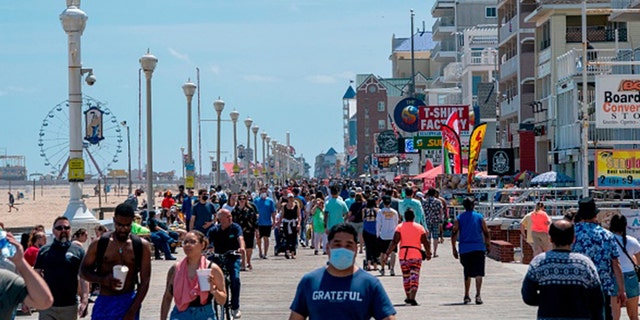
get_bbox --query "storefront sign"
[595,149,640,189]
[595,75,640,128]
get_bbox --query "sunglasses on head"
[54,225,71,231]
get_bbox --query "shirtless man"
[80,203,152,320]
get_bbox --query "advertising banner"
[418,105,470,133]
[393,98,426,133]
[595,150,640,189]
[467,123,487,191]
[595,75,640,128]
[487,148,515,176]
[442,125,461,174]
[414,136,442,150]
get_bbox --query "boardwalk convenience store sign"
[595,75,640,128]
[595,150,640,189]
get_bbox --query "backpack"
[95,233,143,285]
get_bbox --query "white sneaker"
[232,308,242,318]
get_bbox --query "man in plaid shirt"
[422,188,443,257]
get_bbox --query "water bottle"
[0,230,16,258]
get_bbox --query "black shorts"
[377,238,397,254]
[460,250,486,278]
[241,232,255,249]
[258,226,272,238]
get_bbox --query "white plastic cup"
[197,269,211,291]
[112,265,129,290]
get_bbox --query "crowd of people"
[2,176,637,320]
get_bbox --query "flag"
[467,123,487,192]
[446,111,461,136]
[388,113,399,139]
[442,125,462,174]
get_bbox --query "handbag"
[614,237,640,279]
[400,246,428,261]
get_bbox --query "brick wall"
[488,240,514,263]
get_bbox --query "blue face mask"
[329,248,355,270]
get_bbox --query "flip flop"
[464,296,471,304]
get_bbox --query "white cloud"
[209,65,221,75]
[305,75,336,84]
[243,75,279,83]
[168,48,191,64]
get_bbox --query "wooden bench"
[488,240,514,263]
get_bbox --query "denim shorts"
[170,304,217,320]
[613,271,640,298]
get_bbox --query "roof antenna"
[419,21,426,36]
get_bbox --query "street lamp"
[271,139,278,184]
[265,135,271,183]
[180,146,185,182]
[244,117,253,188]
[229,110,240,176]
[252,125,259,180]
[121,121,132,196]
[61,0,97,224]
[213,97,225,186]
[182,79,196,188]
[140,49,158,210]
[260,131,267,182]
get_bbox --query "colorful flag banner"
[467,123,487,192]
[441,124,462,174]
[446,111,461,136]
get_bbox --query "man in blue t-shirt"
[190,189,216,234]
[289,223,396,320]
[451,197,491,305]
[254,185,276,259]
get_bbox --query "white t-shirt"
[614,234,640,273]
[376,207,399,240]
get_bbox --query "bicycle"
[205,249,241,320]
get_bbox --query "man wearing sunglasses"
[34,216,90,319]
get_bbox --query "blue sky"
[0,0,434,178]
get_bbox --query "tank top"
[531,210,550,233]
[283,204,298,220]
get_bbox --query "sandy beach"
[1,183,163,232]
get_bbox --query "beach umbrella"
[514,170,536,181]
[530,171,574,185]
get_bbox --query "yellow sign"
[108,169,127,178]
[185,176,195,189]
[68,158,85,182]
[595,150,640,189]
[467,123,487,192]
[233,164,240,174]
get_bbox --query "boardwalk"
[18,239,627,319]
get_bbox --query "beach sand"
[1,184,162,232]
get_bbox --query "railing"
[565,26,627,42]
[556,49,617,81]
[499,16,519,43]
[556,123,581,150]
[500,55,518,79]
[500,94,519,117]
[463,50,498,66]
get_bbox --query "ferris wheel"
[38,96,123,179]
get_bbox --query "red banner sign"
[418,105,470,132]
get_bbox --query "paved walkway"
[18,238,549,320]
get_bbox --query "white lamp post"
[244,117,253,188]
[260,131,267,182]
[229,110,240,176]
[213,98,225,186]
[182,79,196,188]
[271,140,278,184]
[265,135,271,183]
[121,121,132,196]
[60,0,97,224]
[252,125,259,177]
[140,50,157,210]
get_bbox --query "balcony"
[556,49,618,82]
[500,94,520,118]
[610,0,640,21]
[432,0,456,17]
[565,26,627,43]
[499,16,520,44]
[432,40,457,63]
[500,55,518,79]
[432,16,456,41]
[556,123,581,150]
[463,50,498,67]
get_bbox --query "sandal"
[475,295,483,305]
[463,296,471,304]
[247,264,253,271]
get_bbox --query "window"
[485,7,497,18]
[377,101,385,112]
[378,120,386,130]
